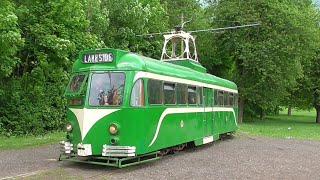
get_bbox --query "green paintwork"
[63,48,238,160]
[70,48,237,90]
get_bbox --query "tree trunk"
[313,88,320,124]
[274,106,279,115]
[287,106,292,116]
[259,108,263,120]
[238,97,244,123]
[316,107,320,124]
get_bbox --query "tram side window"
[196,87,203,105]
[218,91,224,106]
[224,92,229,106]
[214,90,218,106]
[148,79,163,104]
[188,86,197,105]
[176,84,187,104]
[164,82,176,104]
[229,93,234,107]
[130,79,145,107]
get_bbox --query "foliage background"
[0,0,319,136]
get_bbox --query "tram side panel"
[146,109,203,153]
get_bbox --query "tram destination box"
[83,53,114,64]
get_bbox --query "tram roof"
[73,48,237,90]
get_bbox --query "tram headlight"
[109,124,118,135]
[66,123,73,132]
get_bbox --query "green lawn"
[239,109,320,140]
[0,131,65,150]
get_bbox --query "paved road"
[1,135,320,179]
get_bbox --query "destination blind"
[83,53,114,63]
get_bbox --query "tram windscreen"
[89,72,125,106]
[69,74,86,92]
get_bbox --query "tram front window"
[69,74,86,92]
[89,72,125,106]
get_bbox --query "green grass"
[0,131,65,150]
[239,109,320,140]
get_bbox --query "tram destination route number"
[83,53,114,64]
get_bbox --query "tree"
[83,0,109,39]
[294,49,320,123]
[0,0,103,135]
[101,0,168,58]
[206,0,319,122]
[301,53,320,124]
[0,0,24,134]
[0,0,171,135]
[279,1,320,123]
[0,0,23,91]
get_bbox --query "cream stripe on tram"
[133,71,238,94]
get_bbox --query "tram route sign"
[83,53,114,64]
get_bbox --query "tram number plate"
[83,53,114,63]
[77,144,92,156]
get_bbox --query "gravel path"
[1,135,320,179]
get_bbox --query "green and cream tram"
[59,30,238,168]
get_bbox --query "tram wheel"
[159,149,170,156]
[173,143,186,152]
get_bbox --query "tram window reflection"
[131,79,145,107]
[218,91,224,106]
[214,90,218,106]
[148,79,163,105]
[224,92,229,106]
[197,87,203,105]
[69,74,85,92]
[164,82,176,105]
[177,84,187,104]
[188,86,197,105]
[229,93,234,106]
[89,72,125,106]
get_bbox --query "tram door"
[203,88,213,137]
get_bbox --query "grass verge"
[0,131,65,150]
[239,109,320,140]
